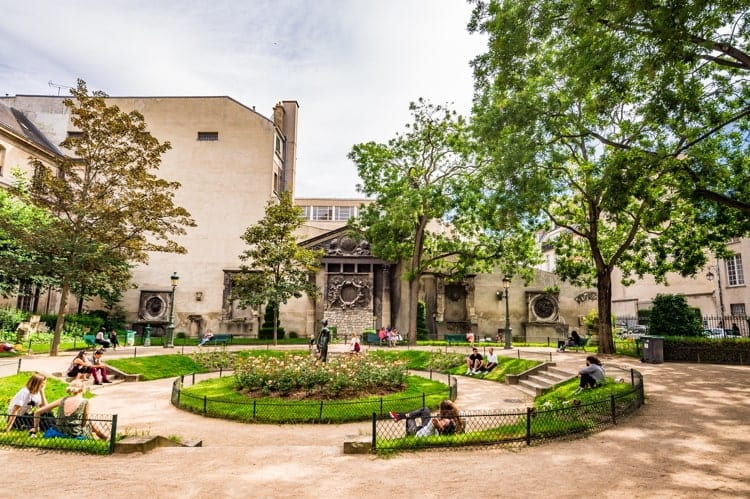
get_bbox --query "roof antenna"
[48,80,72,96]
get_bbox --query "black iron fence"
[371,366,644,452]
[0,412,117,454]
[171,371,458,424]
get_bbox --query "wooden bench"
[444,334,466,344]
[206,334,233,345]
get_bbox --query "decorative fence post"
[203,396,208,415]
[525,407,532,446]
[371,413,377,452]
[17,358,22,373]
[109,414,118,454]
[319,400,324,420]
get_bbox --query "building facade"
[0,94,299,338]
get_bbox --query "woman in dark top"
[558,330,582,352]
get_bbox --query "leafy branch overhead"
[469,1,749,354]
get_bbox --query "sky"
[0,0,487,198]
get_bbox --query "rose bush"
[234,353,407,398]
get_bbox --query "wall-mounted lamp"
[195,291,203,302]
[495,290,503,300]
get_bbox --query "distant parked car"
[702,328,740,339]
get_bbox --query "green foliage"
[416,301,428,340]
[234,191,322,345]
[258,304,285,340]
[469,0,750,353]
[0,308,29,331]
[234,353,407,398]
[350,99,538,344]
[649,294,703,337]
[2,79,195,356]
[179,374,447,424]
[107,355,207,381]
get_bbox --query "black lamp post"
[502,276,512,349]
[165,271,179,348]
[706,263,726,317]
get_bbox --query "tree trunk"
[51,278,71,356]
[272,304,278,346]
[407,276,420,345]
[596,268,615,354]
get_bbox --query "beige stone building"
[1,94,299,338]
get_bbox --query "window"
[273,172,279,193]
[298,206,311,220]
[312,206,332,221]
[335,206,355,221]
[67,131,83,139]
[0,145,5,175]
[730,303,746,317]
[197,132,219,141]
[726,254,745,286]
[275,134,283,157]
[327,263,341,273]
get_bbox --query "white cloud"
[0,0,486,197]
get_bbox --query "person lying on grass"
[390,399,464,437]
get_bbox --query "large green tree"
[6,79,195,355]
[349,99,537,345]
[234,191,322,345]
[469,1,749,353]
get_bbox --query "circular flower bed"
[234,353,408,399]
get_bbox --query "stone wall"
[324,309,373,337]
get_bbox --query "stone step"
[518,378,550,396]
[547,366,578,379]
[527,372,566,385]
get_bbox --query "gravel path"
[1,346,748,498]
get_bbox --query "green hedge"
[664,337,750,364]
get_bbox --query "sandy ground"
[1,346,748,498]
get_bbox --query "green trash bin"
[125,330,136,346]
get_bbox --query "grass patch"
[535,377,635,408]
[178,374,449,423]
[0,372,93,412]
[107,355,208,381]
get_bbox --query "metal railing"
[372,366,644,452]
[0,412,118,454]
[171,371,457,424]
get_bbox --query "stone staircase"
[508,364,577,397]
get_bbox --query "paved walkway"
[1,344,748,498]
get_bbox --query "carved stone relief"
[313,235,372,257]
[327,274,372,310]
[138,291,171,322]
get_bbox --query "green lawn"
[107,355,208,381]
[178,374,449,423]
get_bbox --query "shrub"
[234,353,407,398]
[259,304,285,339]
[649,294,703,337]
[0,308,29,331]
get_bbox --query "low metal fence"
[372,366,644,452]
[0,412,118,454]
[171,371,457,424]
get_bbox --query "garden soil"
[1,345,748,498]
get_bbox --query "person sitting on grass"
[481,347,498,374]
[5,372,47,432]
[574,356,605,394]
[465,347,483,375]
[31,379,108,440]
[390,400,464,437]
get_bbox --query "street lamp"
[502,276,512,349]
[706,262,726,318]
[165,271,179,348]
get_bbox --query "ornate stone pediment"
[302,228,374,258]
